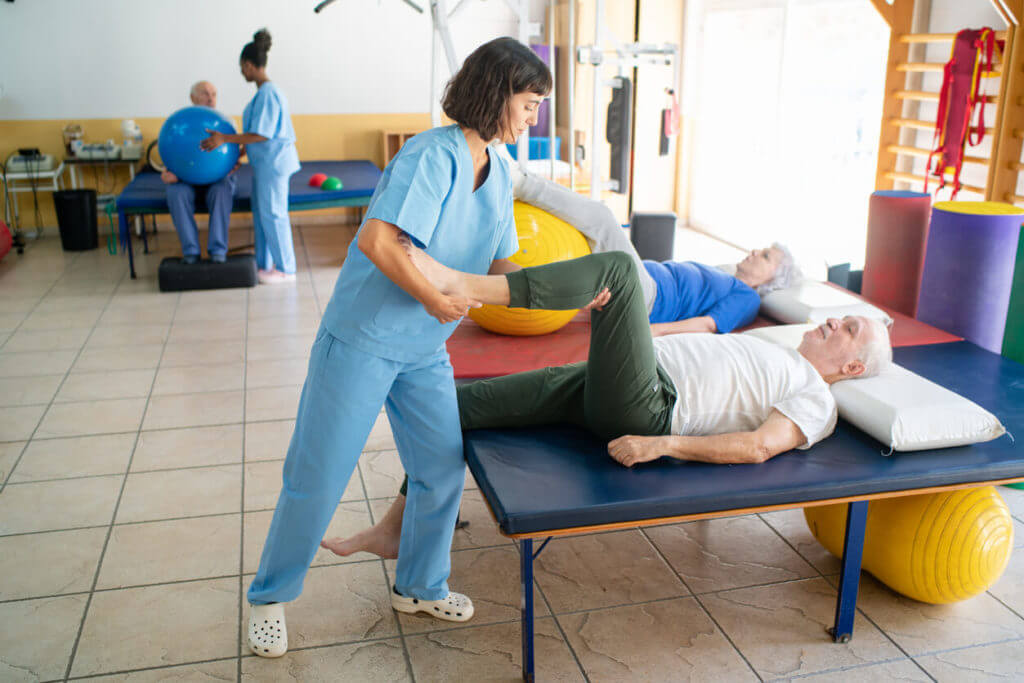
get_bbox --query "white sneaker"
[248,603,287,658]
[257,269,296,285]
[390,586,474,622]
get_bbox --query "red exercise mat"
[448,312,591,379]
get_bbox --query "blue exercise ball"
[158,106,240,185]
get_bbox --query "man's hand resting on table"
[160,170,178,184]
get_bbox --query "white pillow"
[761,281,893,326]
[743,324,1006,452]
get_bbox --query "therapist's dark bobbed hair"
[240,28,272,68]
[442,37,552,141]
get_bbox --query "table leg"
[830,500,868,643]
[520,539,535,682]
[119,209,136,279]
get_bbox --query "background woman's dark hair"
[442,37,552,141]
[240,29,272,68]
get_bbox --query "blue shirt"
[644,260,760,333]
[322,125,518,362]
[242,82,300,177]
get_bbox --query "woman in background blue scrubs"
[202,28,299,284]
[242,38,567,659]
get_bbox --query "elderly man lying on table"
[322,247,892,560]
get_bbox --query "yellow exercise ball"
[804,487,1013,604]
[468,201,592,336]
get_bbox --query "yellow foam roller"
[468,201,592,336]
[804,487,1013,604]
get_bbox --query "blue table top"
[464,341,1024,536]
[116,160,382,211]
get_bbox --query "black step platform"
[158,255,257,292]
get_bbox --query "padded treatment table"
[462,341,1024,680]
[115,160,382,278]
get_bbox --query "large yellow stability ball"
[468,201,591,336]
[804,487,1013,604]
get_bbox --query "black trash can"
[52,189,99,251]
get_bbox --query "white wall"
[0,0,550,120]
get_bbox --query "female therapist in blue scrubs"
[202,28,299,285]
[242,38,572,659]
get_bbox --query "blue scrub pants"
[165,174,235,259]
[247,328,465,604]
[251,167,297,274]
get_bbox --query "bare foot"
[398,233,462,293]
[321,495,405,560]
[320,527,399,559]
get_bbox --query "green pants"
[399,251,676,496]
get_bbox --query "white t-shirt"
[653,333,836,449]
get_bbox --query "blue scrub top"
[322,125,519,362]
[644,260,760,333]
[242,82,300,177]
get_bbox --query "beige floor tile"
[243,460,364,511]
[2,326,92,351]
[20,308,103,330]
[367,489,510,553]
[142,390,243,430]
[406,618,581,682]
[534,530,687,613]
[98,514,241,588]
[246,385,302,422]
[174,302,247,322]
[152,362,245,395]
[76,659,238,681]
[161,340,245,367]
[86,323,170,348]
[242,639,409,681]
[247,299,320,320]
[0,349,77,377]
[392,546,548,635]
[55,368,156,402]
[37,398,147,438]
[1000,485,1024,520]
[133,423,243,471]
[0,311,26,331]
[561,599,756,681]
[646,516,819,594]
[989,538,1024,616]
[915,639,1024,681]
[98,305,177,326]
[0,375,64,407]
[117,465,241,523]
[0,594,88,681]
[0,475,122,534]
[0,527,107,600]
[244,501,373,573]
[245,357,309,388]
[853,574,1024,655]
[0,441,24,480]
[795,659,931,681]
[364,412,396,452]
[700,578,904,678]
[71,578,239,676]
[32,295,109,314]
[759,508,842,575]
[168,319,245,344]
[243,562,398,650]
[360,449,407,499]
[10,432,135,482]
[0,403,46,440]
[247,316,320,338]
[246,333,313,361]
[74,344,165,372]
[244,420,294,461]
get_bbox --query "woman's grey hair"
[856,317,893,379]
[756,242,801,296]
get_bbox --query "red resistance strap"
[924,28,1002,199]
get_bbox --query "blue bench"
[463,341,1024,681]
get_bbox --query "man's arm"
[607,410,806,467]
[650,316,716,337]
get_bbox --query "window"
[687,0,889,273]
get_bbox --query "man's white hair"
[190,81,209,102]
[756,242,801,296]
[855,317,893,379]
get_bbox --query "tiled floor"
[1,221,1023,681]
